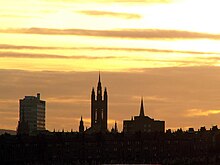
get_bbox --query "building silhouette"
[85,73,108,133]
[17,108,29,135]
[17,93,46,135]
[123,98,165,133]
[2,127,220,164]
[79,116,84,133]
[111,121,118,133]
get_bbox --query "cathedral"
[80,73,108,133]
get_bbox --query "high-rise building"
[85,73,108,133]
[123,98,165,133]
[17,93,46,135]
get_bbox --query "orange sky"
[1,0,220,131]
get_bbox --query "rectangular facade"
[123,116,165,133]
[20,93,45,134]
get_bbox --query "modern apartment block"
[17,93,46,135]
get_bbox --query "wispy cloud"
[1,50,220,68]
[1,44,219,55]
[0,51,120,60]
[1,51,220,68]
[199,57,220,61]
[1,28,220,40]
[186,109,220,117]
[77,10,141,19]
[0,44,60,50]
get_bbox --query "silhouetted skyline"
[2,123,220,164]
[1,0,220,133]
[1,69,220,132]
[16,73,165,134]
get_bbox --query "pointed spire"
[79,115,84,133]
[115,121,118,132]
[99,71,101,83]
[92,87,95,96]
[139,97,145,117]
[97,71,102,97]
[104,87,107,98]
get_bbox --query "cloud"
[1,50,220,68]
[1,28,220,40]
[135,58,219,67]
[1,44,220,56]
[77,10,141,19]
[0,44,60,50]
[199,57,220,61]
[186,109,220,117]
[0,51,120,60]
[1,50,220,69]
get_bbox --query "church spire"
[98,71,101,83]
[79,115,84,133]
[97,72,102,98]
[114,121,118,133]
[139,97,145,117]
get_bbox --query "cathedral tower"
[91,73,108,132]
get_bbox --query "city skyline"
[1,71,220,132]
[1,0,220,132]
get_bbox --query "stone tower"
[91,73,108,132]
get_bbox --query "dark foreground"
[1,130,220,164]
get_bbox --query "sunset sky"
[1,0,220,132]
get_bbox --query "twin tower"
[82,73,108,133]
